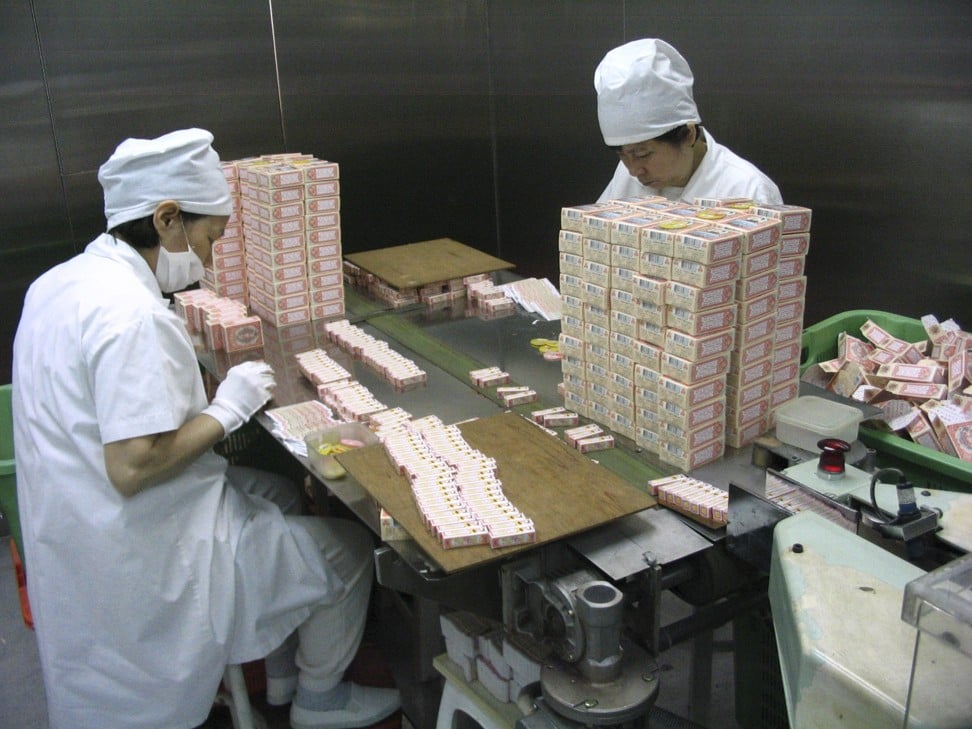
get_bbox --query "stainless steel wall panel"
[621,0,972,323]
[1,0,70,249]
[488,0,623,276]
[0,0,75,388]
[2,0,971,387]
[33,0,284,175]
[62,172,108,248]
[272,1,497,256]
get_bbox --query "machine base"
[540,641,659,727]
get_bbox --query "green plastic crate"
[0,383,21,557]
[800,310,971,493]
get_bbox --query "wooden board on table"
[343,238,514,291]
[337,411,656,573]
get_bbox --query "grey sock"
[265,632,298,679]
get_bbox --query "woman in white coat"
[11,129,400,729]
[595,38,783,206]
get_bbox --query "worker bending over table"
[596,38,783,205]
[11,128,399,729]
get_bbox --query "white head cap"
[98,128,233,230]
[595,39,701,147]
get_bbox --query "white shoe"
[290,683,401,729]
[266,674,298,706]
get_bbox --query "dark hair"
[610,124,704,151]
[109,211,205,249]
[656,124,701,145]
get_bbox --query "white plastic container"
[304,422,378,479]
[774,396,863,452]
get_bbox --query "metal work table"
[200,284,972,729]
[199,283,756,728]
[208,284,704,580]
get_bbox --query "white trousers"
[226,466,374,691]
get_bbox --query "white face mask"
[154,218,205,292]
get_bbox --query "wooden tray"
[337,411,655,573]
[343,238,514,290]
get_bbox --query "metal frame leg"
[414,595,444,682]
[687,625,713,727]
[219,664,266,729]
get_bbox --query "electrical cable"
[869,467,905,522]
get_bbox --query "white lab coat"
[597,130,783,205]
[12,234,348,728]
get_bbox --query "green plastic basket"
[800,310,971,492]
[0,384,21,557]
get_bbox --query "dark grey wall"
[2,1,970,384]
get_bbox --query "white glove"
[202,360,276,436]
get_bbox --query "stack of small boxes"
[382,416,536,550]
[200,162,248,302]
[761,204,811,429]
[342,262,419,309]
[558,196,810,470]
[440,610,550,704]
[648,473,729,528]
[342,263,512,318]
[440,611,501,685]
[719,201,812,447]
[262,319,365,407]
[173,288,264,353]
[465,276,516,319]
[212,154,343,327]
[294,343,395,423]
[322,319,427,392]
[418,277,471,308]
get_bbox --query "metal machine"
[728,434,972,729]
[490,504,766,729]
[380,419,971,729]
[372,372,970,729]
[500,557,658,728]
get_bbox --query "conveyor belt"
[345,287,674,490]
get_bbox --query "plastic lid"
[902,553,972,659]
[775,395,863,431]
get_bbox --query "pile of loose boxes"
[559,196,811,470]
